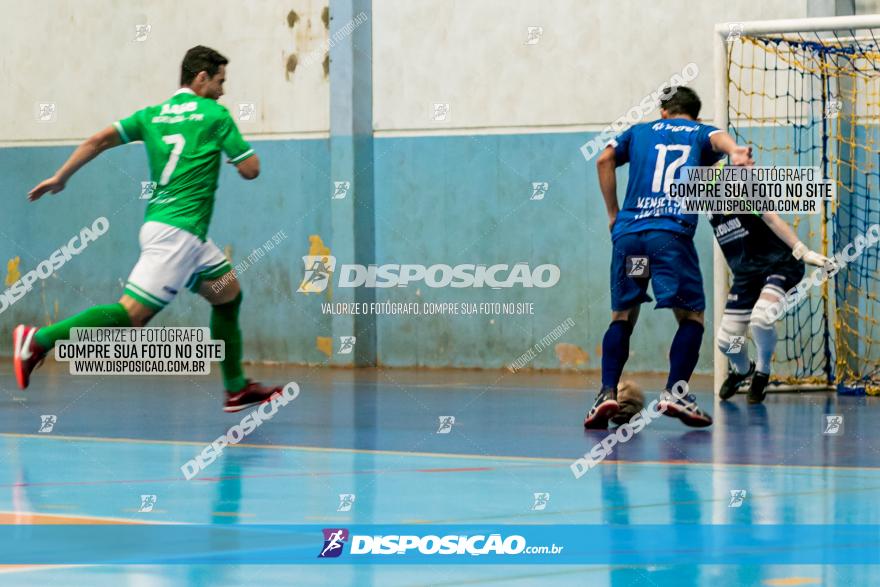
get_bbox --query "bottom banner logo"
[319,528,349,558]
[317,529,561,558]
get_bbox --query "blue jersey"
[610,118,723,241]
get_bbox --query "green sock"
[211,292,246,392]
[35,303,132,349]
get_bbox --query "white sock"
[750,297,780,374]
[718,315,750,374]
[726,344,751,374]
[750,323,776,374]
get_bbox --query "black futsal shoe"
[748,371,770,405]
[719,361,755,401]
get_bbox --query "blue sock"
[666,319,704,391]
[601,320,632,389]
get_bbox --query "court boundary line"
[2,432,879,472]
[0,510,181,525]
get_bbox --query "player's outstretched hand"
[28,176,66,201]
[803,249,832,267]
[730,145,754,167]
[793,241,835,268]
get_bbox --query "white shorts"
[124,222,231,310]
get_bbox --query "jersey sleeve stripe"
[113,121,130,144]
[708,129,723,137]
[229,149,255,164]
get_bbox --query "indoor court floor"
[0,362,876,586]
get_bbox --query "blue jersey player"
[585,86,754,429]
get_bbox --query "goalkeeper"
[711,211,831,403]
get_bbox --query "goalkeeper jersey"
[708,212,794,277]
[113,88,254,241]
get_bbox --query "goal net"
[717,16,880,394]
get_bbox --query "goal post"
[713,15,880,395]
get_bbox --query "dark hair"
[660,86,701,119]
[180,46,228,85]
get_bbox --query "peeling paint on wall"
[320,5,329,77]
[316,336,332,357]
[286,9,299,28]
[5,256,20,286]
[555,342,589,368]
[297,234,333,297]
[307,234,331,258]
[285,54,298,80]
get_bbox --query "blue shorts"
[610,230,705,312]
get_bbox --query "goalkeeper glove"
[792,241,833,267]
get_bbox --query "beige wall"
[2,0,850,141]
[372,0,812,132]
[0,0,330,143]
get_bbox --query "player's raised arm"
[597,145,621,232]
[221,110,260,180]
[761,212,831,266]
[27,125,122,201]
[233,153,260,180]
[709,131,754,167]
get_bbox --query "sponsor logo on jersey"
[152,101,203,123]
[651,121,699,133]
[714,217,742,237]
[160,102,198,116]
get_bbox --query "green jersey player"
[15,46,284,412]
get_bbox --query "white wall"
[1,0,849,141]
[372,0,813,132]
[0,0,330,143]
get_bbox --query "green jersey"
[113,88,254,240]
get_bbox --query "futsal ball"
[611,379,645,426]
